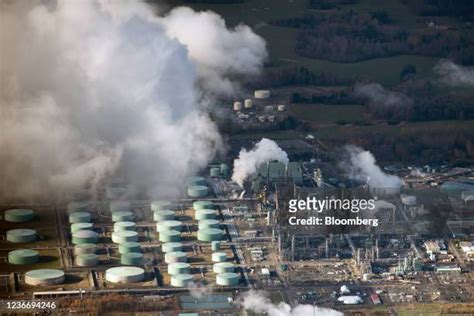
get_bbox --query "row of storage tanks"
[232,90,271,111]
[2,208,67,286]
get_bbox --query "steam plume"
[239,290,343,316]
[232,138,289,187]
[434,60,474,87]
[354,83,412,108]
[342,145,403,189]
[0,0,267,201]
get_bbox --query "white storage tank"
[105,266,145,283]
[165,251,187,264]
[233,101,242,111]
[244,99,253,109]
[76,254,99,267]
[212,252,227,262]
[216,272,239,286]
[254,90,270,99]
[112,231,138,244]
[213,262,234,273]
[7,229,36,243]
[114,221,136,232]
[74,243,97,255]
[25,269,65,286]
[162,242,182,253]
[277,104,286,112]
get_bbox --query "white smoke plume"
[0,0,267,201]
[232,138,289,187]
[161,7,268,96]
[354,83,412,108]
[343,145,403,189]
[433,60,474,87]
[239,290,343,316]
[187,281,213,300]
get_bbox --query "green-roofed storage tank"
[114,221,136,232]
[110,201,131,213]
[216,272,239,286]
[74,243,96,255]
[164,251,187,264]
[162,242,182,253]
[159,230,181,242]
[195,209,216,220]
[105,266,144,283]
[112,231,138,244]
[193,200,214,210]
[72,230,99,245]
[118,241,141,254]
[112,211,134,222]
[210,167,220,177]
[168,262,190,275]
[211,241,221,251]
[212,252,227,262]
[197,228,222,242]
[4,209,34,223]
[121,252,143,265]
[25,269,65,286]
[170,274,194,287]
[153,210,175,222]
[75,254,99,267]
[71,222,93,234]
[69,212,91,224]
[67,201,89,213]
[198,219,220,230]
[151,200,175,211]
[185,176,206,187]
[8,249,39,265]
[156,220,182,232]
[187,185,208,198]
[7,229,36,243]
[213,262,234,273]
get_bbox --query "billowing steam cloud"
[354,83,412,108]
[343,145,403,189]
[0,0,267,201]
[232,138,289,187]
[161,7,268,96]
[239,290,343,316]
[433,60,474,87]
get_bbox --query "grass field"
[290,103,368,124]
[178,0,442,86]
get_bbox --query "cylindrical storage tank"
[162,242,182,253]
[264,105,274,112]
[153,210,175,222]
[119,242,141,254]
[212,252,227,263]
[211,241,221,251]
[195,209,216,220]
[197,228,223,242]
[110,201,131,213]
[67,201,89,213]
[254,90,270,99]
[213,262,235,274]
[220,164,230,178]
[277,104,286,112]
[114,221,136,232]
[25,269,65,286]
[186,176,206,187]
[199,219,220,230]
[105,266,145,283]
[74,243,96,255]
[159,230,181,242]
[112,231,138,244]
[106,184,127,199]
[168,262,190,275]
[171,274,194,287]
[69,212,91,224]
[233,101,242,111]
[71,222,93,233]
[156,220,182,233]
[193,200,214,211]
[8,249,39,265]
[210,167,221,177]
[6,229,36,243]
[187,185,208,198]
[151,200,175,212]
[164,251,187,264]
[216,272,239,286]
[121,252,143,265]
[244,99,253,109]
[112,211,134,222]
[72,230,99,245]
[4,209,34,223]
[75,254,99,267]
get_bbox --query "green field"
[290,103,368,124]
[179,0,442,86]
